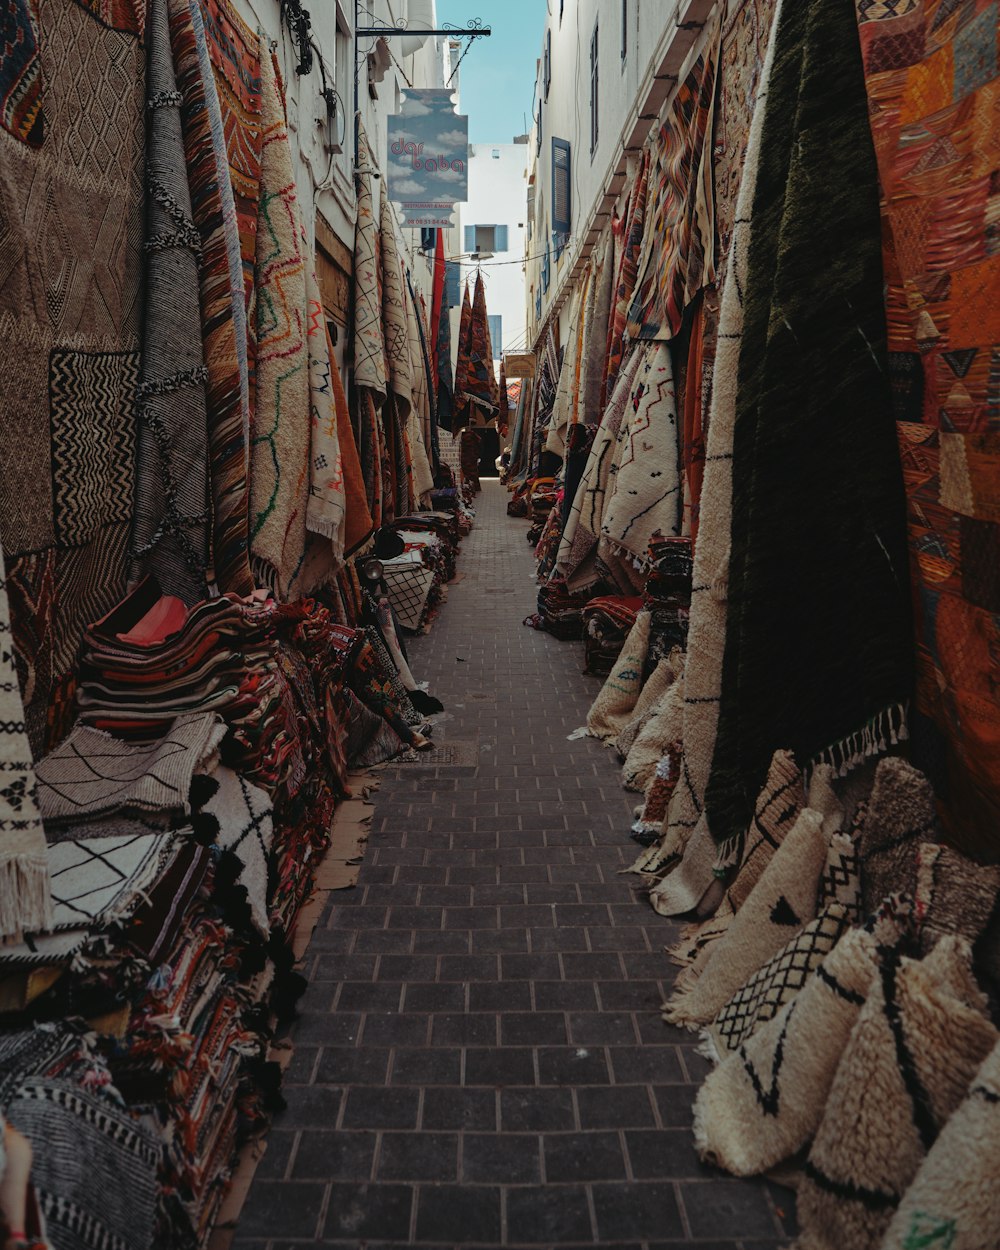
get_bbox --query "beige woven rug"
[0,537,51,938]
[586,611,652,741]
[796,937,998,1250]
[881,1034,1000,1250]
[663,804,830,1027]
[657,0,784,903]
[693,924,883,1177]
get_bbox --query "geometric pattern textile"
[707,903,852,1056]
[586,611,653,742]
[713,0,780,279]
[855,0,1000,854]
[857,756,937,917]
[796,937,998,1250]
[663,806,830,1028]
[35,713,225,824]
[0,0,145,753]
[381,555,435,633]
[914,841,1000,956]
[817,833,862,923]
[168,0,253,596]
[693,925,884,1177]
[704,0,913,862]
[0,0,44,149]
[304,260,347,556]
[0,533,51,938]
[197,765,273,937]
[7,1077,161,1250]
[881,1035,1000,1250]
[599,341,682,588]
[130,0,211,603]
[46,830,176,932]
[629,17,720,342]
[351,117,386,401]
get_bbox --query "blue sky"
[436,1,545,143]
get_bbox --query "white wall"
[459,142,529,362]
[524,0,718,350]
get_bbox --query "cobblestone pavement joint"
[234,481,795,1249]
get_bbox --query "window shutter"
[445,261,460,307]
[420,227,434,251]
[541,244,550,292]
[535,99,542,154]
[552,138,571,258]
[544,29,551,98]
[487,314,502,356]
[495,224,509,253]
[464,225,475,253]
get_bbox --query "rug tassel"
[661,989,705,1030]
[0,853,53,940]
[696,1030,721,1066]
[712,835,741,878]
[305,513,345,543]
[810,701,910,780]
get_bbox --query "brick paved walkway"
[235,481,794,1249]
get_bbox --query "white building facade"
[459,141,530,364]
[525,0,716,353]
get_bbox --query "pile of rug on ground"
[508,0,1000,1241]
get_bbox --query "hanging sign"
[387,88,468,229]
[503,353,536,379]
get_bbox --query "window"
[535,286,541,319]
[463,225,509,254]
[491,148,500,159]
[526,183,535,241]
[543,29,551,98]
[420,227,435,251]
[487,314,502,357]
[621,0,627,62]
[590,21,599,157]
[541,239,551,292]
[535,98,543,154]
[444,261,460,307]
[559,0,564,21]
[552,138,571,258]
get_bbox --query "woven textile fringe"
[809,701,909,779]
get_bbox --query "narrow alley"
[235,483,791,1249]
[1,2,997,1248]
